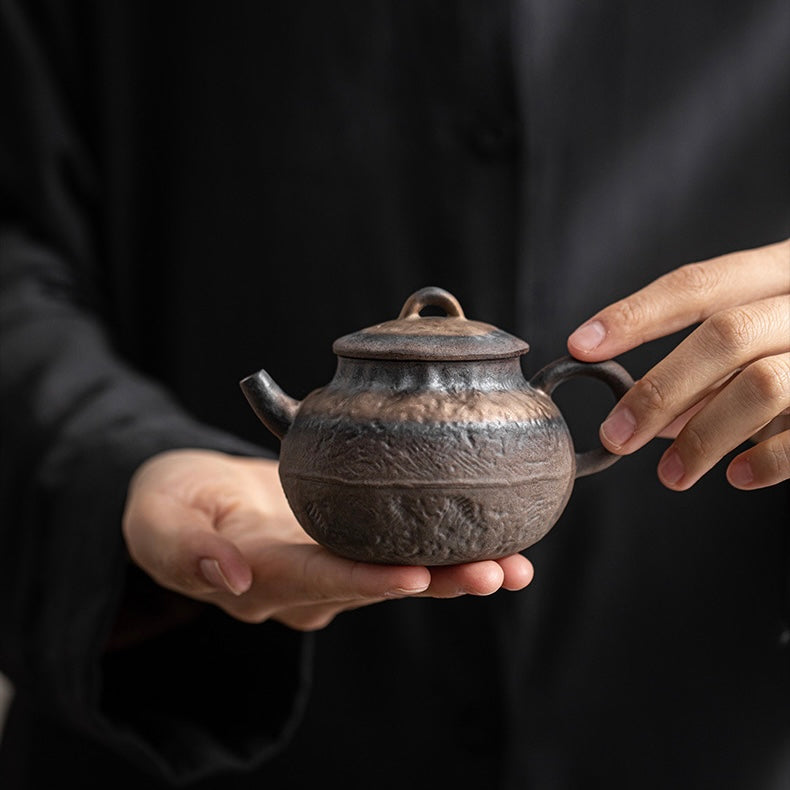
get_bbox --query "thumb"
[123,491,253,598]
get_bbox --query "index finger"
[567,238,790,361]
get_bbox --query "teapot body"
[241,286,633,566]
[278,356,575,565]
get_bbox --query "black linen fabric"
[1,1,788,788]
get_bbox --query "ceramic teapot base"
[283,479,569,565]
[278,408,575,565]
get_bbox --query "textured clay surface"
[279,413,574,565]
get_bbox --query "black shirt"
[1,2,788,788]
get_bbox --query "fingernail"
[658,449,685,486]
[600,406,637,448]
[199,557,246,596]
[728,458,754,488]
[388,582,430,596]
[569,320,606,353]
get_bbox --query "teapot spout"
[239,369,300,440]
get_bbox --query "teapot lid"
[332,286,529,361]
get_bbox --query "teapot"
[240,286,633,566]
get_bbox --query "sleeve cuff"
[30,416,311,783]
[98,593,313,784]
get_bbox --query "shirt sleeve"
[0,0,310,781]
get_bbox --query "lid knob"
[398,286,466,320]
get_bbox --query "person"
[0,1,788,788]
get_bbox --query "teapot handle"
[529,356,634,479]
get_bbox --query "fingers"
[122,489,253,598]
[219,542,433,623]
[566,240,789,491]
[727,429,790,490]
[598,296,790,455]
[498,553,535,591]
[568,238,790,361]
[258,544,432,603]
[270,553,534,631]
[420,561,506,598]
[656,354,790,489]
[225,548,534,627]
[240,537,533,609]
[411,554,533,598]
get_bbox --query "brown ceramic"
[240,286,633,566]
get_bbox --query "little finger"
[657,353,790,490]
[727,429,790,489]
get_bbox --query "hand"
[567,238,790,491]
[122,450,533,630]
